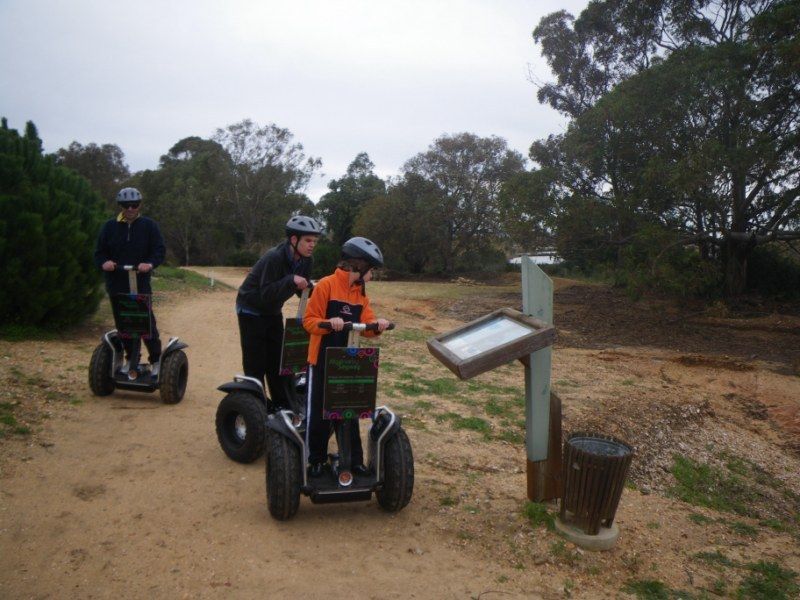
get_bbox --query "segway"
[88,265,189,403]
[264,321,414,520]
[215,288,311,463]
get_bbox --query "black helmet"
[116,187,142,204]
[285,215,323,237]
[342,237,384,268]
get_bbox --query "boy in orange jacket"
[303,237,390,476]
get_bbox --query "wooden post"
[521,257,561,501]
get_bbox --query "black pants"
[305,364,363,466]
[237,312,289,408]
[112,298,161,364]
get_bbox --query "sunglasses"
[119,202,141,209]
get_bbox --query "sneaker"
[119,364,130,375]
[150,363,160,378]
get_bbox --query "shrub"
[225,249,260,267]
[746,244,800,299]
[0,120,105,330]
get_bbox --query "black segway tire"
[376,426,414,512]
[215,392,267,463]
[88,343,115,396]
[159,350,188,404]
[265,430,302,520]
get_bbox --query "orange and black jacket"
[303,268,380,366]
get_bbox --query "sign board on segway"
[280,286,311,375]
[111,293,152,339]
[280,319,309,375]
[323,347,379,420]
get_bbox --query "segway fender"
[369,406,402,482]
[217,375,268,403]
[162,337,188,357]
[266,412,304,448]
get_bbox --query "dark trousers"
[237,312,289,408]
[114,303,161,364]
[305,364,363,466]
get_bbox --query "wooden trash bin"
[559,432,633,535]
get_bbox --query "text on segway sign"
[323,347,379,420]
[280,318,310,375]
[111,294,153,339]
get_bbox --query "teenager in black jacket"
[236,216,323,408]
[94,187,166,370]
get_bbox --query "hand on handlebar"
[375,318,391,332]
[294,275,310,290]
[137,263,153,273]
[328,317,345,331]
[102,260,117,272]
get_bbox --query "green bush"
[746,244,800,298]
[225,249,260,267]
[311,237,340,279]
[617,224,722,298]
[0,120,105,330]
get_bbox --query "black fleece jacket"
[236,240,313,316]
[94,215,166,294]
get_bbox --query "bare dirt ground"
[1,268,798,599]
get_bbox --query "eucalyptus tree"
[55,141,131,210]
[402,133,526,273]
[353,173,446,273]
[213,119,321,250]
[317,152,386,246]
[533,0,800,295]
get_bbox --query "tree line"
[2,0,798,332]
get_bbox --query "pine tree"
[0,119,106,329]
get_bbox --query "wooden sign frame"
[426,307,555,380]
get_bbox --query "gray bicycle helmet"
[342,237,384,268]
[116,187,143,203]
[285,215,324,237]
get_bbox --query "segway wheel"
[265,430,302,520]
[215,392,267,463]
[88,343,115,396]
[376,426,414,512]
[159,350,188,404]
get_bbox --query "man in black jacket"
[236,215,323,408]
[94,187,166,372]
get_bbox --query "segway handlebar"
[318,321,395,332]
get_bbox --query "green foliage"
[54,141,130,210]
[522,501,555,530]
[533,0,800,297]
[669,455,758,517]
[615,225,722,299]
[622,579,674,599]
[353,173,445,274]
[151,265,216,292]
[737,561,799,600]
[318,152,386,247]
[310,237,340,279]
[402,133,526,274]
[0,119,105,328]
[225,249,260,267]
[746,244,800,299]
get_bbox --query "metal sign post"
[521,256,562,501]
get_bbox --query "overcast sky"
[0,0,588,202]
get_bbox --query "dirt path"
[0,271,546,600]
[2,270,799,599]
